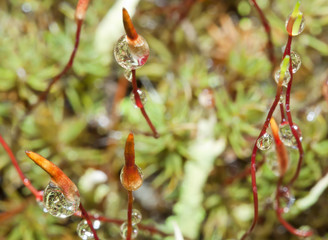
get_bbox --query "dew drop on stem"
[279,186,295,213]
[257,133,273,150]
[131,209,142,225]
[130,89,147,108]
[124,69,132,82]
[285,12,305,36]
[114,35,149,70]
[279,122,302,148]
[120,221,139,239]
[290,51,301,73]
[120,165,144,191]
[77,220,95,240]
[43,181,80,218]
[275,70,291,87]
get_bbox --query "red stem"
[275,178,313,237]
[79,203,100,240]
[0,134,42,201]
[250,0,275,68]
[29,19,83,112]
[131,70,159,138]
[282,36,304,187]
[127,191,133,240]
[241,83,284,240]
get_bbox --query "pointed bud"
[25,151,80,201]
[122,8,138,41]
[75,0,90,21]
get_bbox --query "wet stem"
[131,70,159,138]
[79,203,100,240]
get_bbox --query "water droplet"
[296,225,313,239]
[120,166,144,191]
[279,186,295,213]
[77,220,94,240]
[279,122,302,148]
[290,51,301,73]
[114,35,149,70]
[120,222,139,239]
[198,88,215,108]
[130,89,147,108]
[285,13,305,36]
[275,69,291,87]
[279,95,284,104]
[266,150,280,176]
[131,209,142,224]
[36,194,48,213]
[124,69,132,82]
[256,133,273,150]
[43,181,80,218]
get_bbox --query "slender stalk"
[224,158,265,185]
[127,191,133,240]
[0,134,42,200]
[282,36,304,187]
[275,178,313,237]
[79,203,100,240]
[131,70,159,138]
[27,19,83,113]
[241,83,284,240]
[250,0,275,69]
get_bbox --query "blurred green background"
[0,0,328,239]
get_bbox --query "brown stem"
[79,203,100,240]
[127,191,133,240]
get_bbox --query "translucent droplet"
[130,89,147,108]
[279,186,295,213]
[120,165,144,191]
[290,51,301,73]
[279,122,302,148]
[256,133,273,150]
[43,181,80,218]
[266,150,279,176]
[296,225,313,239]
[36,194,48,213]
[285,13,305,36]
[114,35,149,70]
[279,95,284,104]
[120,222,139,239]
[124,69,132,82]
[198,88,215,108]
[275,69,291,87]
[77,220,94,240]
[131,209,142,224]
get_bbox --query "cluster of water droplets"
[279,122,302,148]
[120,209,142,239]
[257,132,273,151]
[76,218,101,240]
[43,181,80,218]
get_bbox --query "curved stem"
[275,178,313,237]
[282,36,303,187]
[131,70,159,138]
[0,134,42,201]
[241,84,284,240]
[27,19,83,113]
[79,203,100,240]
[250,0,275,70]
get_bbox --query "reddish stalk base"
[79,203,100,240]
